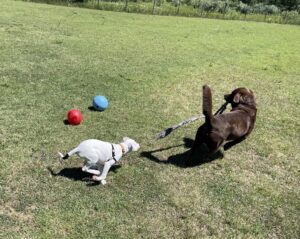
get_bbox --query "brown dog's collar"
[120,143,126,155]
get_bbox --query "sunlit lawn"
[0,0,299,238]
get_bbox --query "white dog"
[58,137,140,185]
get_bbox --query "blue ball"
[93,95,109,111]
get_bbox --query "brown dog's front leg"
[223,136,246,151]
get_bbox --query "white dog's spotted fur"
[58,137,140,185]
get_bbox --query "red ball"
[67,109,83,125]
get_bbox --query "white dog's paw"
[92,175,103,181]
[58,152,64,158]
[92,176,107,185]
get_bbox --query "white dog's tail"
[58,147,79,160]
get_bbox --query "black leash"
[214,102,228,115]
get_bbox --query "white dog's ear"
[123,137,130,142]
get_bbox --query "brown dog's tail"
[202,85,213,124]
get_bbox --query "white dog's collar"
[111,144,126,163]
[111,144,117,163]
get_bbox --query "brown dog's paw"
[223,143,231,151]
[185,159,194,167]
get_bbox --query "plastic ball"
[93,95,109,111]
[67,109,83,125]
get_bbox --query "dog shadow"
[140,137,224,168]
[88,106,97,111]
[47,165,121,186]
[63,119,70,125]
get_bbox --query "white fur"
[58,137,140,185]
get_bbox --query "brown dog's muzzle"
[224,93,232,102]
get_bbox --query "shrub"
[199,0,217,13]
[227,9,240,19]
[215,1,230,14]
[156,0,165,6]
[263,5,280,15]
[236,2,252,16]
[253,3,266,14]
[282,10,300,23]
[171,0,180,7]
[190,0,200,8]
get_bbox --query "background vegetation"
[1,0,300,238]
[25,0,300,24]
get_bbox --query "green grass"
[1,0,300,238]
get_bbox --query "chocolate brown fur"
[187,85,257,166]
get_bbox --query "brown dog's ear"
[233,93,241,103]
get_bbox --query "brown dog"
[187,85,257,166]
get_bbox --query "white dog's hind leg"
[82,165,101,176]
[92,159,115,183]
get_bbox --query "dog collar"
[111,144,117,163]
[111,144,126,163]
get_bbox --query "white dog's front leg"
[92,159,115,183]
[82,165,101,176]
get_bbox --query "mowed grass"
[0,0,299,238]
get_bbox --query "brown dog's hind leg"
[186,125,207,166]
[205,132,225,157]
[223,136,246,151]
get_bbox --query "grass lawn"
[0,0,299,238]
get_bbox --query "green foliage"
[171,0,180,7]
[263,4,280,14]
[216,1,230,14]
[282,10,300,23]
[253,2,267,13]
[280,0,300,10]
[198,0,230,14]
[237,1,252,15]
[156,0,165,6]
[199,0,217,12]
[253,3,280,16]
[24,0,300,24]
